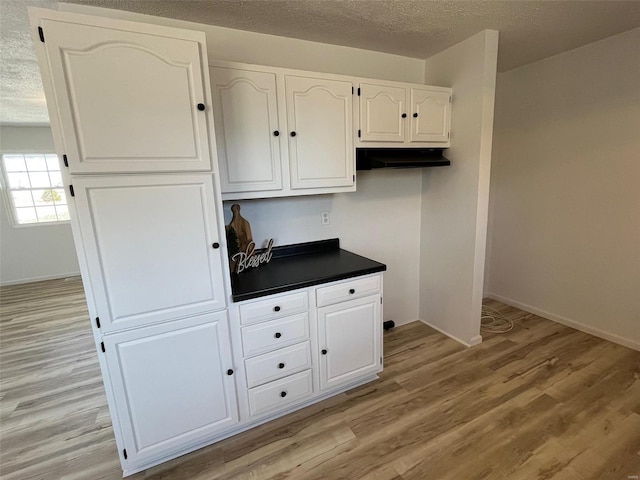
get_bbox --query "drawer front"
[241,312,310,357]
[248,369,313,417]
[240,291,309,325]
[245,341,312,388]
[316,275,381,307]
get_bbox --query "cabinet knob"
[212,242,220,249]
[280,391,287,398]
[274,332,282,339]
[290,131,297,137]
[273,130,280,137]
[413,113,418,118]
[274,306,281,312]
[349,288,355,294]
[321,349,328,355]
[197,103,205,111]
[278,362,285,369]
[227,369,234,376]
[401,113,407,118]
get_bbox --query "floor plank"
[1,278,638,479]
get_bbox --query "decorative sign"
[232,239,275,274]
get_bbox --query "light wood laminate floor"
[1,278,639,480]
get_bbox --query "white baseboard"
[485,292,639,352]
[418,319,483,348]
[0,272,81,287]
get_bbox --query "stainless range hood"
[356,148,451,170]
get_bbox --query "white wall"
[223,169,423,326]
[57,3,427,325]
[0,125,80,285]
[486,28,640,350]
[418,31,499,345]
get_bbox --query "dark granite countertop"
[230,238,386,302]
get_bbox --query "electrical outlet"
[321,211,330,226]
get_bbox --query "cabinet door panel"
[40,17,212,173]
[285,75,354,190]
[409,88,451,143]
[318,295,381,391]
[73,174,227,332]
[211,67,282,193]
[103,312,238,464]
[359,83,406,142]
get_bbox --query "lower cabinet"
[106,273,383,475]
[317,294,382,391]
[103,311,238,466]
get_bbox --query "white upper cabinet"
[359,83,406,142]
[285,75,354,190]
[103,311,238,466]
[211,67,282,193]
[358,81,452,147]
[210,62,355,200]
[72,174,227,333]
[409,88,451,143]
[36,13,214,173]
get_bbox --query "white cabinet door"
[103,311,238,465]
[285,75,354,190]
[72,174,227,333]
[211,67,282,193]
[359,83,406,142]
[318,295,381,391]
[409,88,451,143]
[36,13,213,173]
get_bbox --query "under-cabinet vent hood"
[356,148,451,170]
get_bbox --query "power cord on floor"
[480,304,514,334]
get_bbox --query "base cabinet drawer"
[241,312,310,357]
[247,370,313,417]
[316,275,381,307]
[245,341,312,388]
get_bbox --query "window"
[1,153,70,225]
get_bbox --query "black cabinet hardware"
[413,113,418,118]
[280,391,287,398]
[278,362,285,369]
[401,113,407,118]
[321,349,328,355]
[290,131,296,137]
[349,288,355,294]
[274,332,282,339]
[274,305,281,312]
[227,369,234,375]
[273,130,280,136]
[38,27,44,43]
[212,242,220,249]
[197,103,205,111]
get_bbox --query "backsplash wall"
[223,168,423,325]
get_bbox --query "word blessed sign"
[231,239,275,274]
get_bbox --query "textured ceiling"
[2,0,640,125]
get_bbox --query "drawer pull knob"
[349,288,355,294]
[413,112,418,118]
[273,130,280,136]
[212,242,220,249]
[274,332,282,339]
[226,369,234,376]
[274,306,281,312]
[280,391,287,398]
[278,362,285,369]
[321,349,328,355]
[197,103,205,111]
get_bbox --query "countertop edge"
[231,264,386,303]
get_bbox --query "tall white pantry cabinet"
[29,8,238,473]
